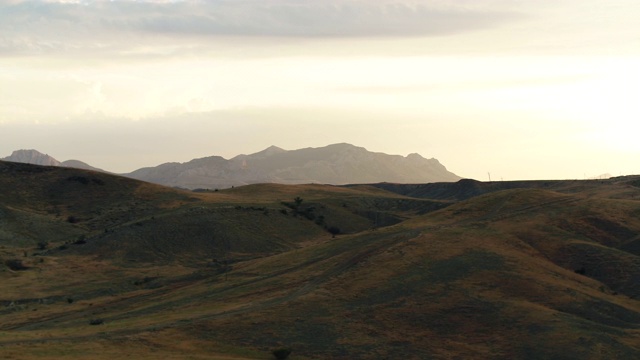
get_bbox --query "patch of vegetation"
[271,347,292,360]
[282,196,318,220]
[89,319,104,325]
[327,226,341,238]
[73,235,87,245]
[4,259,29,271]
[133,276,157,286]
[67,175,104,186]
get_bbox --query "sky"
[1,0,639,180]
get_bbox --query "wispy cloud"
[0,0,520,55]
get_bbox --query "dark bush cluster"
[235,205,268,212]
[67,175,104,185]
[327,226,341,238]
[282,197,315,220]
[133,276,156,286]
[89,319,104,325]
[272,347,292,360]
[282,197,341,237]
[4,259,29,271]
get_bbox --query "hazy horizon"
[1,0,639,180]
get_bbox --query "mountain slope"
[3,149,61,167]
[2,149,105,172]
[126,143,461,189]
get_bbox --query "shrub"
[302,207,315,220]
[89,319,104,325]
[74,235,87,245]
[5,259,28,271]
[67,175,90,185]
[272,347,292,360]
[327,226,341,238]
[37,241,49,250]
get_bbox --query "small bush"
[327,226,341,238]
[74,235,87,245]
[133,277,155,286]
[67,175,104,186]
[272,347,292,360]
[89,319,104,325]
[5,259,29,271]
[67,175,90,185]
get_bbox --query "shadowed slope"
[369,175,640,201]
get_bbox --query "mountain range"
[2,144,460,188]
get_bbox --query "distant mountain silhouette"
[2,149,105,172]
[3,149,62,167]
[126,143,461,189]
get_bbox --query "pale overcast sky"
[1,0,639,180]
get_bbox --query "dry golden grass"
[2,162,640,358]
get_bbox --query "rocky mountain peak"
[3,149,62,167]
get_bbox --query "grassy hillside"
[1,161,639,359]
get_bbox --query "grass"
[2,161,640,358]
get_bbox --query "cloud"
[0,0,520,55]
